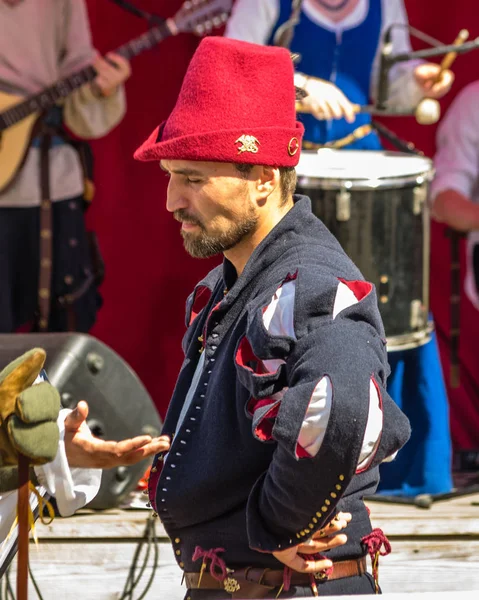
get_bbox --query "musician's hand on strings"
[414,63,454,99]
[92,52,131,98]
[300,77,357,123]
[64,401,170,469]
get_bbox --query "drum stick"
[413,29,469,124]
[436,28,469,79]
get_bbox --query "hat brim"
[134,122,304,168]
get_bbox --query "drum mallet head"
[415,98,441,125]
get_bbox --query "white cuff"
[294,72,309,90]
[33,409,102,517]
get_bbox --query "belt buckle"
[224,570,241,593]
[313,570,329,581]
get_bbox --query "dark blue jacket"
[148,195,410,571]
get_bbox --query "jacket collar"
[221,194,316,303]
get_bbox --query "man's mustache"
[173,210,204,228]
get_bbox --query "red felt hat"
[134,37,304,167]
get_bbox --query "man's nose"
[166,179,189,213]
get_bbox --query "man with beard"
[135,36,410,598]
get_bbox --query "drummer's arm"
[431,83,479,231]
[432,190,479,232]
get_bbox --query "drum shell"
[297,178,431,349]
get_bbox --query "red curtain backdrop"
[85,0,479,450]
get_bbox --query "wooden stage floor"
[4,490,479,599]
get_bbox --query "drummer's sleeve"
[431,83,479,202]
[370,0,424,110]
[224,0,279,44]
[240,271,411,552]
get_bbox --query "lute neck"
[0,20,170,132]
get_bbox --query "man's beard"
[175,206,259,259]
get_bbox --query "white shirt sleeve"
[33,409,102,517]
[61,0,126,139]
[431,82,479,203]
[224,0,280,44]
[370,0,423,109]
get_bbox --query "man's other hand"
[414,63,454,99]
[64,401,170,469]
[300,78,357,123]
[272,512,352,573]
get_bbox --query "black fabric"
[0,196,102,333]
[151,196,410,578]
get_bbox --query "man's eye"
[187,178,202,184]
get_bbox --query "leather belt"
[184,556,367,590]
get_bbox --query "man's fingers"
[326,100,344,120]
[430,70,454,96]
[283,554,333,574]
[114,438,171,464]
[341,101,357,123]
[311,101,331,120]
[298,533,347,553]
[312,512,352,538]
[113,435,153,455]
[106,52,131,75]
[64,401,89,431]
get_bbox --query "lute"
[0,0,232,194]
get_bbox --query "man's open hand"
[64,401,170,469]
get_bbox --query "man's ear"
[256,165,280,200]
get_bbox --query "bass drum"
[296,149,435,351]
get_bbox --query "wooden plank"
[379,540,479,593]
[5,540,479,599]
[35,510,169,541]
[6,494,478,599]
[6,542,184,600]
[33,499,479,540]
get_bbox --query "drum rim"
[296,168,435,190]
[386,322,434,351]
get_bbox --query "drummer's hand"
[300,77,357,123]
[414,63,454,99]
[272,512,351,573]
[64,401,171,468]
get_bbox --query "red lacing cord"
[192,546,227,585]
[362,528,391,594]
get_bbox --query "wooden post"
[17,454,30,600]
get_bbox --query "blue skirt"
[378,332,453,496]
